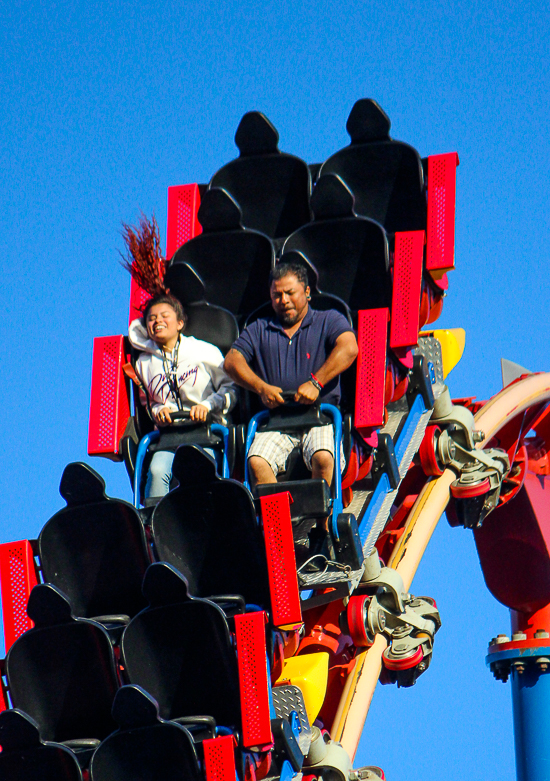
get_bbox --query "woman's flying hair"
[120,213,167,299]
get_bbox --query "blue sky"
[2,0,549,777]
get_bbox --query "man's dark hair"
[269,261,309,290]
[142,294,187,329]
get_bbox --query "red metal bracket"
[426,152,459,278]
[390,231,424,349]
[260,493,302,628]
[88,335,131,460]
[234,612,273,749]
[354,309,388,437]
[0,540,39,651]
[166,183,202,260]
[203,735,237,781]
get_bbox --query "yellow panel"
[420,328,466,379]
[275,652,329,725]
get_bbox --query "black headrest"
[0,709,42,752]
[310,174,356,220]
[197,188,243,232]
[142,562,191,607]
[59,463,106,506]
[346,99,391,144]
[165,262,206,306]
[27,584,74,627]
[235,111,280,156]
[171,444,218,487]
[276,249,319,291]
[112,685,161,730]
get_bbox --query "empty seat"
[210,111,311,239]
[151,445,270,606]
[282,175,391,311]
[38,462,150,621]
[0,710,83,781]
[320,99,426,233]
[121,563,241,727]
[6,584,119,743]
[90,685,202,781]
[164,188,274,321]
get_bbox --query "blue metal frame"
[132,425,230,508]
[243,403,343,537]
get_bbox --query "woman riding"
[123,215,236,500]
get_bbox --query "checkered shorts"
[247,424,346,476]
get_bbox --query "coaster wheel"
[382,644,424,671]
[346,595,373,647]
[419,425,444,477]
[450,477,491,499]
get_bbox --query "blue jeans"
[145,448,220,498]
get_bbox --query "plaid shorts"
[248,424,346,476]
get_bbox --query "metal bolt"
[512,661,525,675]
[512,632,527,642]
[535,630,550,639]
[496,634,510,644]
[417,662,426,672]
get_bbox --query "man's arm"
[224,348,285,408]
[295,331,359,404]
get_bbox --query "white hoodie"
[128,319,237,423]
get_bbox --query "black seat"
[164,188,274,321]
[121,563,241,727]
[6,584,119,743]
[90,685,202,781]
[185,301,239,354]
[320,99,426,233]
[0,710,83,781]
[38,463,150,621]
[210,111,311,239]
[244,292,353,330]
[151,446,270,606]
[282,176,391,311]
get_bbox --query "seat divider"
[426,152,459,278]
[259,494,302,629]
[203,734,237,781]
[354,309,389,443]
[390,231,424,349]
[234,612,273,750]
[0,540,39,651]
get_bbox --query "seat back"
[38,463,149,619]
[0,710,83,781]
[282,176,391,311]
[164,188,274,321]
[320,99,426,233]
[122,564,241,727]
[90,685,202,781]
[151,446,270,606]
[6,585,119,742]
[185,301,239,354]
[210,111,311,239]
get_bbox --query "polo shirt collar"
[268,305,315,334]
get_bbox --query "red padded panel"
[354,308,388,432]
[203,735,236,781]
[166,184,202,260]
[390,231,424,349]
[88,335,131,459]
[0,540,38,651]
[426,153,459,277]
[129,278,151,325]
[234,612,272,749]
[260,493,302,628]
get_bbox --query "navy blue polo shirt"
[231,307,354,406]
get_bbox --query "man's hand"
[154,407,173,426]
[260,383,285,408]
[189,404,209,422]
[295,380,320,405]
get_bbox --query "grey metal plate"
[272,684,312,755]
